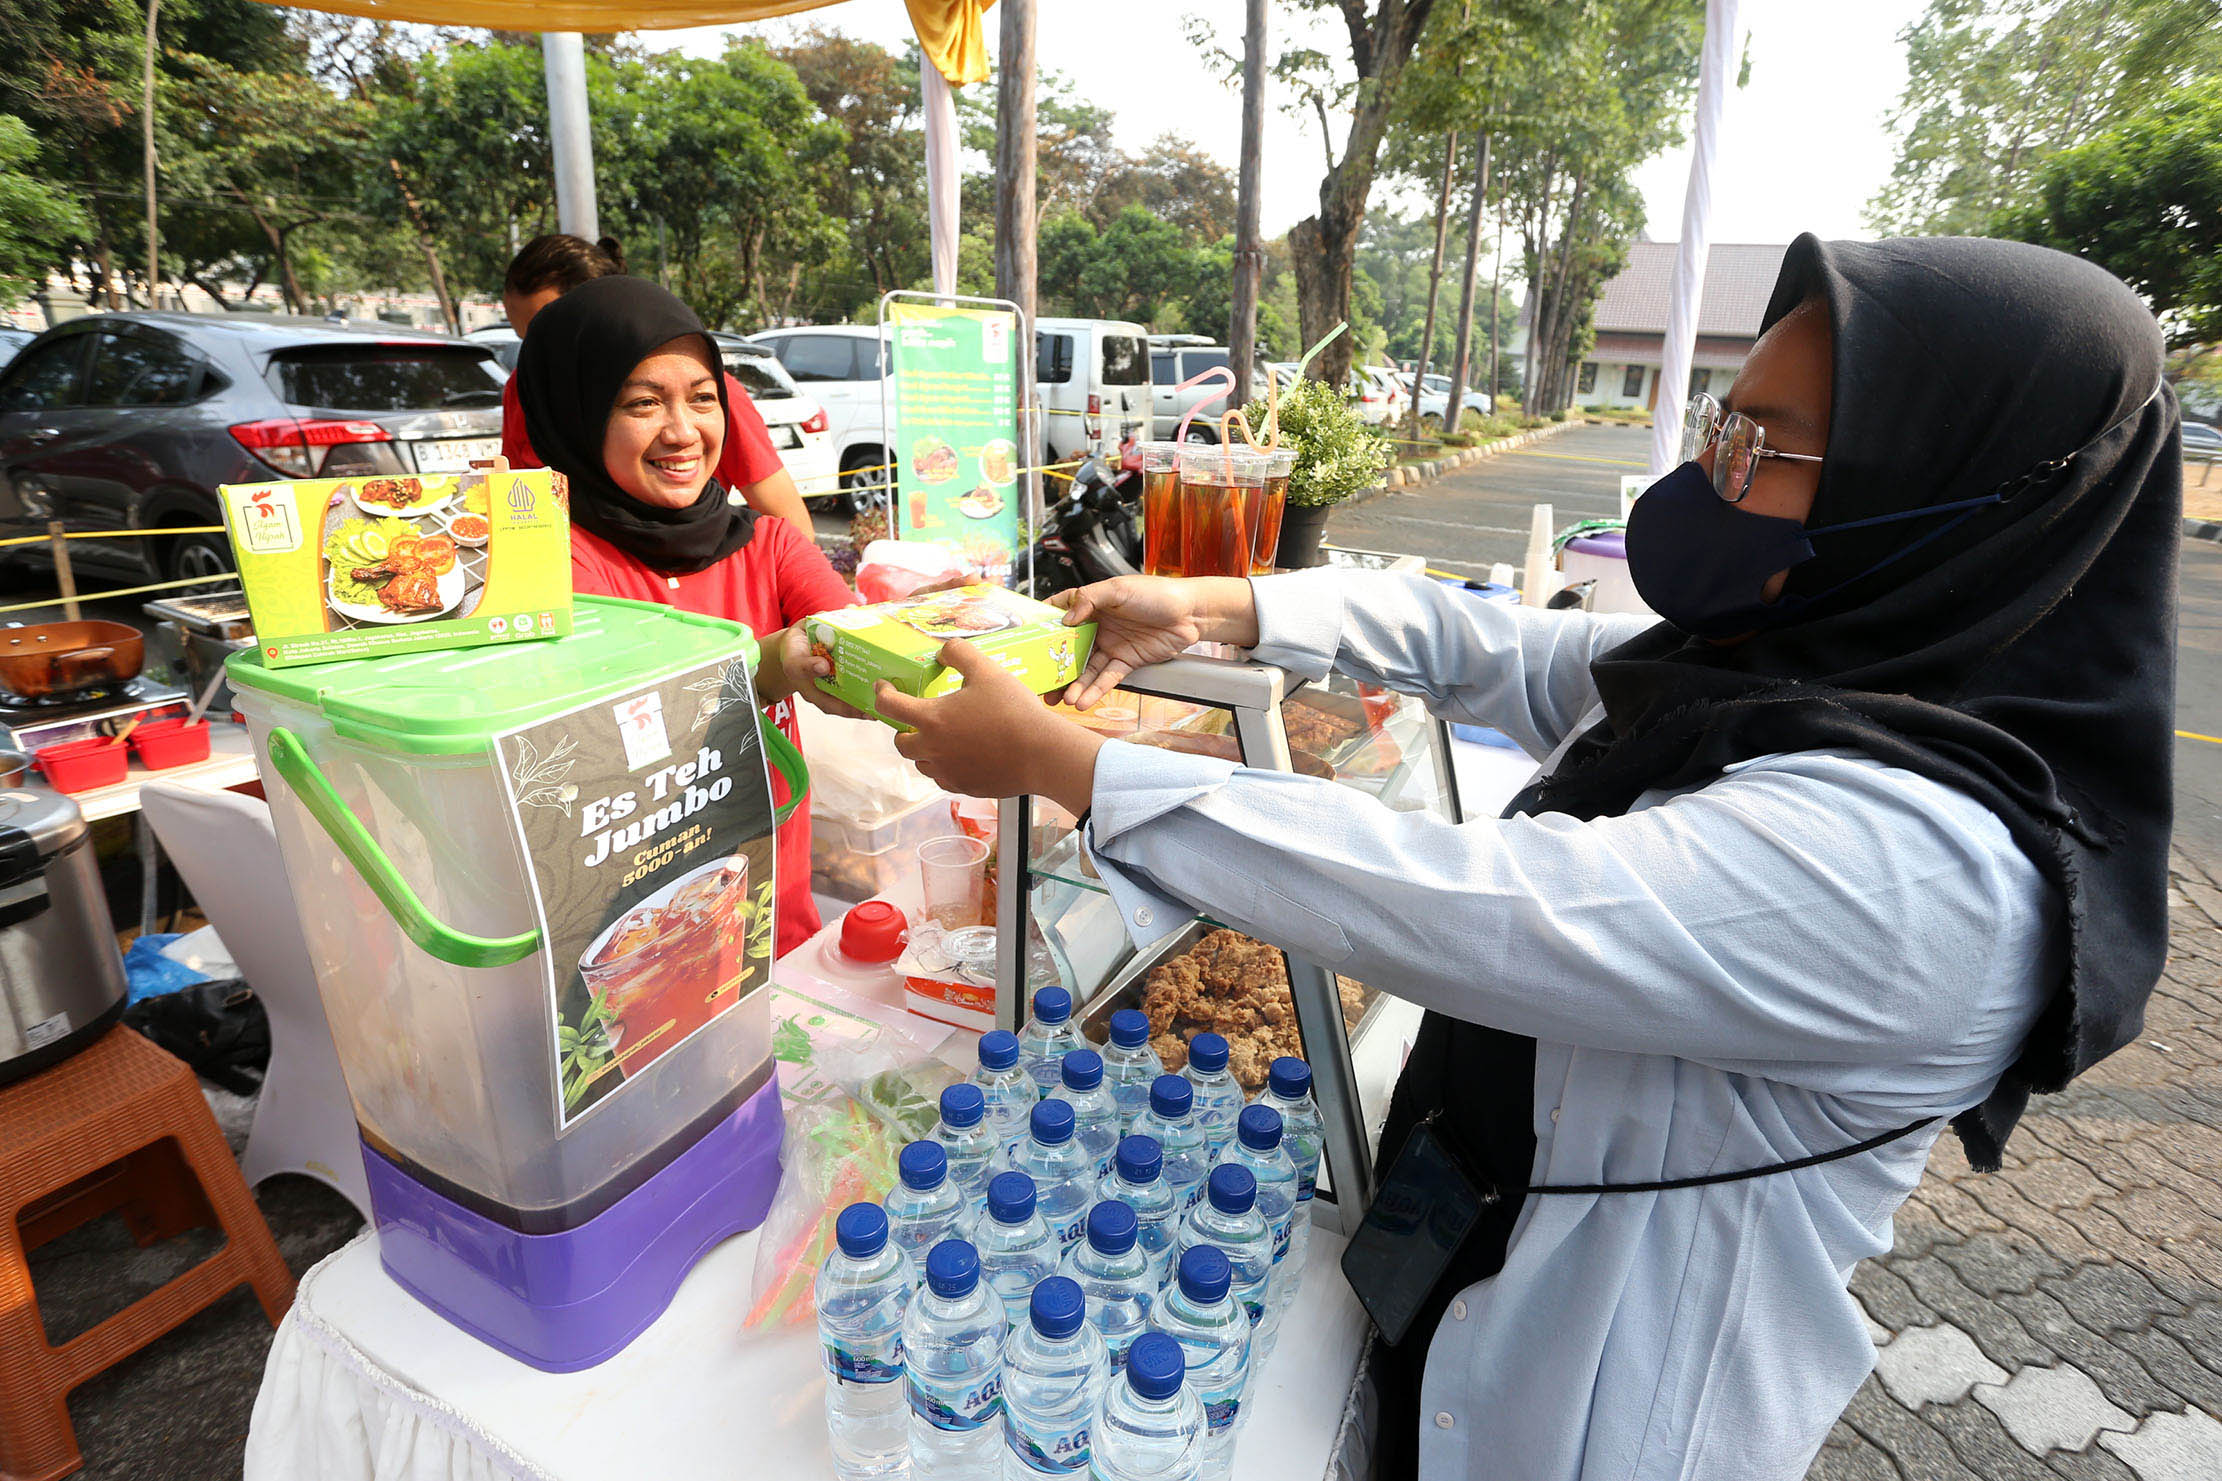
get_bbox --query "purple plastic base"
[361,1079,785,1373]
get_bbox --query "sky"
[659,0,1934,268]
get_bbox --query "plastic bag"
[854,539,964,604]
[794,702,944,827]
[743,1034,962,1331]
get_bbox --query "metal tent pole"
[542,32,598,241]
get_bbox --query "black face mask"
[1625,460,2005,639]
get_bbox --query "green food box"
[805,584,1095,726]
[219,465,574,669]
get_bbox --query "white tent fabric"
[921,63,961,297]
[1649,0,1746,477]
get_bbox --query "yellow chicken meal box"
[804,585,1095,726]
[219,465,573,668]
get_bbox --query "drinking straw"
[1170,365,1238,445]
[1215,321,1348,463]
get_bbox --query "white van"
[1035,317,1152,463]
[745,324,891,513]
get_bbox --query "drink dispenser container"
[226,596,807,1371]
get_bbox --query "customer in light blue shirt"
[872,236,2178,1479]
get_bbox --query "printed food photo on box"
[221,464,574,668]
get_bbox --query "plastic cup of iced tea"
[1178,446,1270,580]
[1253,448,1297,575]
[1137,441,1184,577]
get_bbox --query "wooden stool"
[0,1026,295,1481]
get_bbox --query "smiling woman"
[513,276,865,956]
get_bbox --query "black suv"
[0,312,505,584]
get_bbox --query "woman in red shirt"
[497,234,813,541]
[514,275,858,956]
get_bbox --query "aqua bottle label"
[1008,1411,1092,1473]
[909,1372,1004,1431]
[1199,1385,1243,1435]
[823,1338,903,1386]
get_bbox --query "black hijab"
[1520,234,2180,1168]
[514,274,758,574]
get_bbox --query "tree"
[1869,0,2222,236]
[1093,136,1238,240]
[771,28,927,313]
[1996,78,2222,346]
[0,117,89,307]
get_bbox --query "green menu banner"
[889,299,1020,583]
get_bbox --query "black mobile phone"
[1339,1120,1489,1347]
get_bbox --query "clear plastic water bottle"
[1179,1033,1244,1159]
[1000,1275,1110,1478]
[1176,1166,1272,1333]
[816,1203,913,1481]
[1002,1098,1095,1250]
[1060,1199,1155,1371]
[904,1239,1008,1481]
[1016,986,1087,1095]
[1091,1331,1207,1481]
[1099,1010,1164,1133]
[933,1083,999,1209]
[1057,1051,1122,1178]
[974,1171,1059,1323]
[1130,1075,1211,1214]
[1148,1246,1252,1479]
[974,1031,1040,1149]
[885,1140,967,1271]
[1256,1057,1323,1287]
[1096,1135,1180,1287]
[1216,1106,1298,1311]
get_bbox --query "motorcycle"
[1026,443,1144,599]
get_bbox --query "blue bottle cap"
[1267,1056,1312,1100]
[1187,1032,1229,1073]
[1148,1074,1193,1119]
[924,1238,980,1298]
[978,1030,1020,1072]
[1033,986,1073,1025]
[1114,1134,1162,1185]
[1030,1097,1076,1145]
[1087,1198,1138,1255]
[1176,1244,1232,1305]
[1108,1008,1151,1048]
[1061,1049,1104,1091]
[1030,1275,1087,1339]
[1237,1104,1283,1153]
[1207,1163,1256,1215]
[1126,1332,1186,1400]
[898,1139,948,1191]
[939,1082,985,1129]
[987,1171,1037,1223]
[834,1201,889,1259]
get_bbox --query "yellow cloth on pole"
[251,0,992,84]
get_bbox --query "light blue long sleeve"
[1077,568,2053,1481]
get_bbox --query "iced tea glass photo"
[1177,446,1270,580]
[1253,448,1297,575]
[1138,441,1185,577]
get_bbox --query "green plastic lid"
[227,595,759,755]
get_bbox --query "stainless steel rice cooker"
[0,787,128,1084]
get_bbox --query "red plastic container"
[34,735,129,793]
[133,717,212,770]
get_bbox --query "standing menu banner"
[494,655,778,1127]
[889,299,1020,583]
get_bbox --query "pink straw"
[1172,366,1238,444]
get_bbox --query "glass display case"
[994,572,1464,1235]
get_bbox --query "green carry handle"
[263,710,809,970]
[265,726,543,968]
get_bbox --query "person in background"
[498,233,814,541]
[515,274,860,956]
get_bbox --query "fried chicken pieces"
[1139,928,1372,1090]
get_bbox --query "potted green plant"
[1238,375,1391,568]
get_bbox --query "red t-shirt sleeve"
[757,516,856,628]
[499,376,543,468]
[718,372,785,490]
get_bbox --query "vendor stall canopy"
[257,0,993,84]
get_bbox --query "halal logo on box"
[509,480,537,516]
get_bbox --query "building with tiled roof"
[1566,241,1789,412]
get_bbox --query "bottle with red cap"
[815,899,909,999]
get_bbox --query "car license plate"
[770,425,801,450]
[412,436,502,473]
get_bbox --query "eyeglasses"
[1680,392,1824,503]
